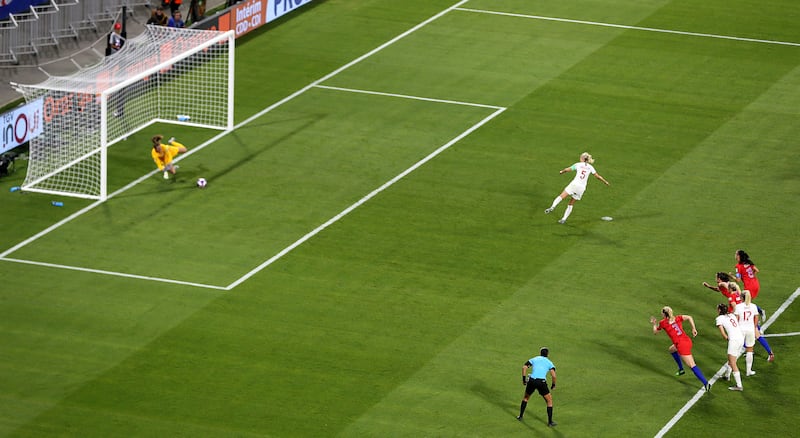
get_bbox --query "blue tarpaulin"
[1,0,50,21]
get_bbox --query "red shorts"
[747,284,759,299]
[674,339,693,356]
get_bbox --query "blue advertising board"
[1,0,49,21]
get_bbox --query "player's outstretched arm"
[683,315,698,337]
[650,316,660,334]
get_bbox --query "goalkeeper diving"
[151,135,188,179]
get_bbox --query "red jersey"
[735,263,759,298]
[720,284,743,313]
[658,315,691,345]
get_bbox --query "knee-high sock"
[733,371,742,388]
[518,400,527,418]
[671,352,683,370]
[561,205,573,221]
[757,336,773,355]
[691,365,708,385]
[547,406,553,423]
[746,352,754,373]
[549,196,563,209]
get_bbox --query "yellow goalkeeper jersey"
[151,141,185,170]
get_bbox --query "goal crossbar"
[12,26,235,201]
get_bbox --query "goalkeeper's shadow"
[113,114,326,200]
[203,114,326,181]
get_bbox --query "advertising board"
[1,98,43,153]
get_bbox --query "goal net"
[12,25,234,201]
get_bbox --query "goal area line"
[0,0,505,290]
[225,104,505,290]
[0,100,503,290]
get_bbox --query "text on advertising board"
[2,98,44,153]
[233,0,265,37]
[268,0,313,21]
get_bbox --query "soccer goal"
[12,25,235,201]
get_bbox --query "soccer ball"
[196,177,207,188]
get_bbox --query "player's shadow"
[528,208,664,247]
[470,380,561,434]
[601,212,663,222]
[471,379,513,416]
[595,339,701,390]
[210,113,326,181]
[102,114,326,227]
[529,208,663,226]
[112,114,325,203]
[597,339,662,374]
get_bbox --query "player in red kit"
[650,306,711,391]
[704,269,775,362]
[734,249,760,299]
[733,250,774,361]
[703,272,742,312]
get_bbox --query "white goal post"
[12,26,235,201]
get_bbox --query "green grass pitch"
[1,0,799,436]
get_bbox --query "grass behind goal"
[1,0,799,436]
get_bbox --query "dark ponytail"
[736,249,754,265]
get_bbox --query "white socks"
[733,371,742,388]
[549,196,562,209]
[562,205,573,221]
[746,352,754,374]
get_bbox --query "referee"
[517,347,557,427]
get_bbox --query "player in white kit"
[715,303,744,391]
[545,152,610,224]
[734,290,760,377]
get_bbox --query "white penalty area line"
[762,332,800,338]
[760,287,800,332]
[313,84,504,110]
[0,125,235,261]
[225,105,506,290]
[229,83,507,290]
[654,287,800,438]
[0,0,477,288]
[455,7,800,48]
[0,257,227,290]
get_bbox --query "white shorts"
[742,330,756,348]
[727,336,745,356]
[564,181,587,200]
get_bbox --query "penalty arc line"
[654,287,800,438]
